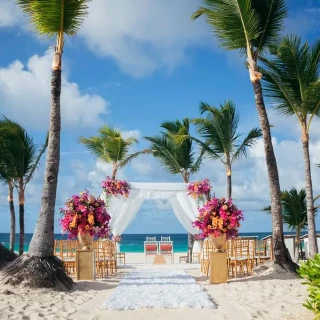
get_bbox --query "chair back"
[161,236,170,241]
[60,240,77,260]
[146,236,156,241]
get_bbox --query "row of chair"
[200,237,273,278]
[54,239,118,278]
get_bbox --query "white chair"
[159,240,174,264]
[161,236,170,241]
[144,240,158,263]
[146,236,156,241]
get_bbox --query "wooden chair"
[60,240,77,276]
[200,240,214,276]
[95,240,117,278]
[54,239,61,258]
[228,239,251,278]
[254,239,272,266]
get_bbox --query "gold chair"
[228,239,251,278]
[200,240,214,276]
[60,240,77,276]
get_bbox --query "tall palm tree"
[0,137,16,252]
[145,118,204,262]
[260,35,320,257]
[2,0,89,289]
[0,119,48,255]
[262,188,310,263]
[79,125,151,179]
[191,0,297,271]
[190,101,261,198]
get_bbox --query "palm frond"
[232,127,262,161]
[16,0,89,37]
[191,0,261,51]
[118,149,153,168]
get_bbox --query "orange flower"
[85,225,90,230]
[88,213,94,225]
[222,205,228,211]
[208,225,212,229]
[69,215,77,228]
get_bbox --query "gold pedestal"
[209,252,228,284]
[153,255,166,265]
[76,250,96,280]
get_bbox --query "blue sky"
[0,0,320,235]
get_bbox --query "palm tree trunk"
[252,80,296,271]
[226,164,232,199]
[301,126,318,257]
[8,181,15,252]
[294,229,300,263]
[112,165,117,180]
[183,174,194,263]
[18,179,25,256]
[28,60,61,258]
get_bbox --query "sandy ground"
[0,253,313,320]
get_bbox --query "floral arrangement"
[193,234,205,241]
[193,197,243,239]
[101,176,130,197]
[112,235,122,242]
[187,179,212,200]
[59,190,111,239]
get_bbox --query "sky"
[0,0,320,235]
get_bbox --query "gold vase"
[78,231,93,250]
[209,233,227,252]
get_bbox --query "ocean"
[0,232,306,253]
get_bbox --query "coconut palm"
[190,101,262,199]
[0,137,16,252]
[262,188,310,263]
[2,0,89,289]
[145,118,204,262]
[79,125,151,179]
[191,0,296,271]
[0,119,48,255]
[260,35,320,257]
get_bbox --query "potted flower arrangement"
[193,197,244,252]
[59,190,111,250]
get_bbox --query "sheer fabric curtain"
[103,183,200,235]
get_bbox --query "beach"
[0,253,312,320]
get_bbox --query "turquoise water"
[0,232,306,253]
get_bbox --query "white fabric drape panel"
[103,183,200,235]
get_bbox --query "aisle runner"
[103,269,215,310]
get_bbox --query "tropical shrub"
[298,254,320,319]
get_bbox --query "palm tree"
[260,35,320,257]
[0,244,17,269]
[190,101,261,198]
[191,0,297,271]
[2,0,89,289]
[0,139,16,253]
[79,125,151,179]
[262,188,310,263]
[0,119,48,255]
[145,118,204,262]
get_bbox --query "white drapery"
[101,183,200,235]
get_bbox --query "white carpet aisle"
[103,269,216,310]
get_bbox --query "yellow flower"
[88,213,95,225]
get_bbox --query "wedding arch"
[101,183,200,235]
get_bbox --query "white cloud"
[0,51,109,130]
[0,0,22,28]
[80,0,210,77]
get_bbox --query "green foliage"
[192,100,262,164]
[298,254,320,319]
[0,118,47,186]
[15,0,90,37]
[261,35,320,127]
[145,119,203,179]
[79,125,145,169]
[191,0,287,56]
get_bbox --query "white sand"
[0,253,313,320]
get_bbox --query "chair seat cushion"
[145,244,157,251]
[160,244,172,251]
